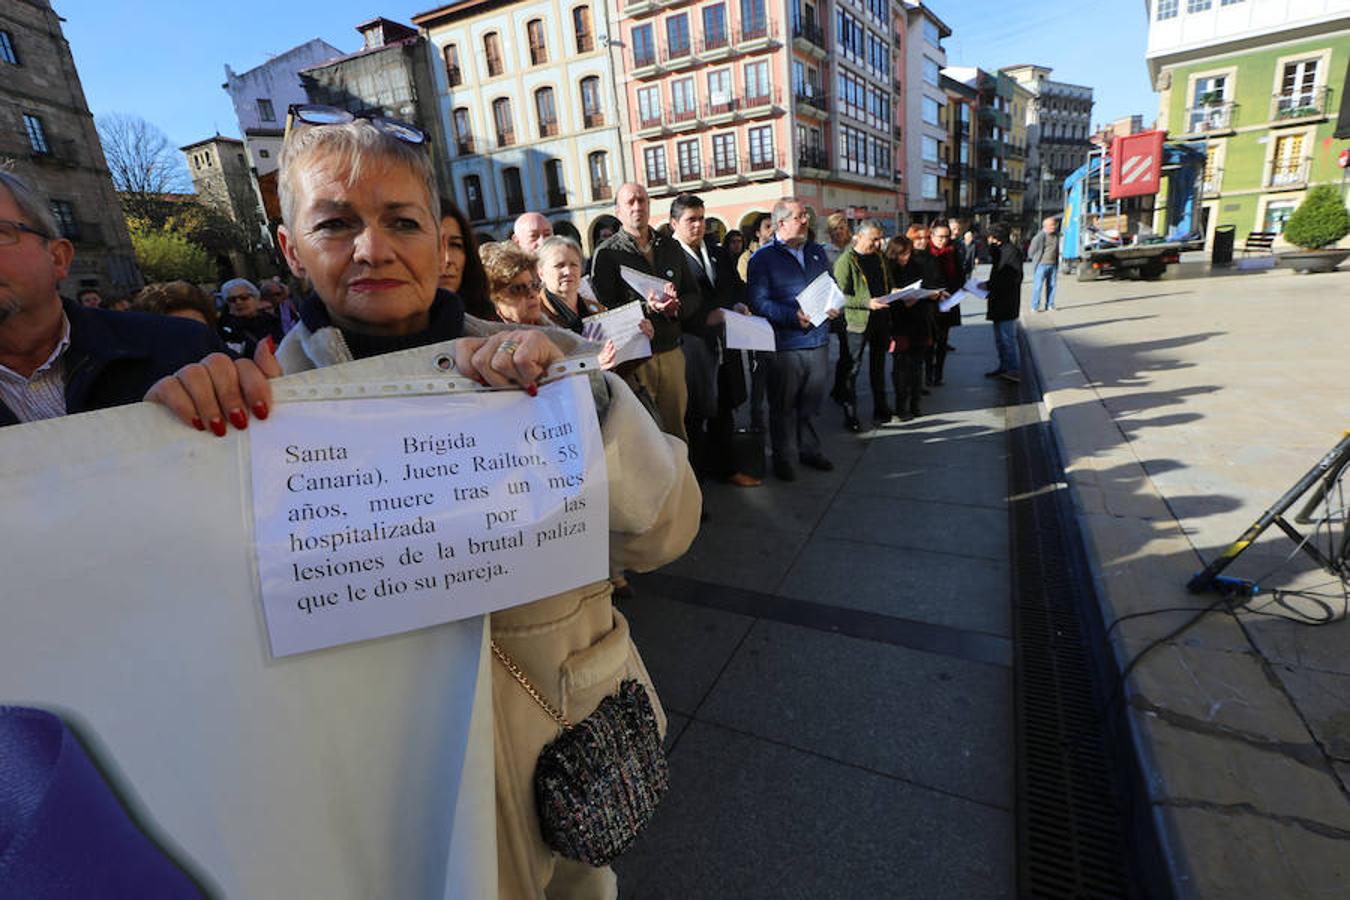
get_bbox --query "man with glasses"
[0,171,222,426]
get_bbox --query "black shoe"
[774,460,797,481]
[899,411,915,422]
[946,343,957,352]
[984,368,1005,378]
[909,407,921,419]
[845,414,862,432]
[873,406,893,422]
[921,387,931,396]
[799,453,834,472]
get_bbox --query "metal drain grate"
[1007,366,1159,898]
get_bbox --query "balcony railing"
[545,188,567,209]
[675,165,703,184]
[583,110,604,128]
[576,33,594,53]
[505,194,525,215]
[662,40,693,63]
[592,183,613,202]
[539,120,559,138]
[1268,159,1309,188]
[794,90,828,112]
[798,147,829,170]
[711,159,739,178]
[740,17,772,42]
[631,49,658,69]
[646,171,669,188]
[1271,87,1330,122]
[670,106,699,125]
[791,20,825,48]
[446,65,462,87]
[744,151,784,173]
[977,106,1011,129]
[742,87,781,111]
[495,129,515,147]
[1185,101,1237,133]
[703,97,740,118]
[456,137,477,156]
[638,112,664,130]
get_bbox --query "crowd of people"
[0,100,1033,897]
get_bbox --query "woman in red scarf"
[925,223,964,386]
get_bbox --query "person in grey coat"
[1026,216,1062,312]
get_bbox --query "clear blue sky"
[59,0,1157,152]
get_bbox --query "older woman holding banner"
[147,105,699,898]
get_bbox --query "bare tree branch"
[95,114,191,219]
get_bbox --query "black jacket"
[1,298,227,427]
[887,257,935,350]
[589,227,702,353]
[218,311,283,359]
[986,242,1025,323]
[678,237,737,339]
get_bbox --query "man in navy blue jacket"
[745,197,839,481]
[0,171,224,428]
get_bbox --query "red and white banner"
[1109,130,1165,199]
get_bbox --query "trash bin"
[1212,224,1236,266]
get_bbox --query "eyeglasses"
[0,219,51,246]
[286,104,428,146]
[504,280,542,298]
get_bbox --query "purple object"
[0,706,203,899]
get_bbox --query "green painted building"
[1145,2,1350,248]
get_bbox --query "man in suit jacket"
[669,193,760,487]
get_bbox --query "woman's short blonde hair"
[534,235,582,269]
[479,241,538,294]
[278,118,440,229]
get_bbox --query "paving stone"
[817,490,1009,562]
[1267,666,1350,761]
[778,536,1010,637]
[659,523,809,594]
[841,454,1009,509]
[698,477,837,534]
[1163,804,1350,900]
[613,722,1013,900]
[616,591,753,718]
[698,620,1012,808]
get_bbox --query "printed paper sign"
[619,265,673,304]
[722,309,776,352]
[795,270,846,327]
[582,301,653,365]
[249,376,608,657]
[938,291,967,313]
[875,280,935,306]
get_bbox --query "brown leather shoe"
[726,472,763,487]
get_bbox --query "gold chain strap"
[490,640,573,729]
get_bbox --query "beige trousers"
[627,347,689,444]
[491,583,667,900]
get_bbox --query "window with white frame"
[1186,0,1210,11]
[671,77,697,121]
[922,135,940,162]
[713,133,736,174]
[923,57,940,87]
[644,146,668,185]
[1263,200,1296,234]
[676,139,701,181]
[748,125,773,167]
[922,173,939,199]
[638,86,662,126]
[1156,0,1178,19]
[922,96,941,126]
[1277,58,1321,117]
[745,60,770,101]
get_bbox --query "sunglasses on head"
[286,104,428,146]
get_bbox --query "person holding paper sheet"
[885,235,929,420]
[535,235,652,373]
[926,223,964,387]
[589,182,701,444]
[983,223,1024,383]
[669,193,759,487]
[832,219,894,430]
[147,108,702,899]
[745,197,838,481]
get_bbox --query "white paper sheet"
[960,276,988,299]
[578,275,598,303]
[939,291,968,313]
[251,377,607,657]
[795,270,847,327]
[722,309,777,352]
[619,265,673,304]
[875,279,935,306]
[0,344,506,899]
[582,301,652,365]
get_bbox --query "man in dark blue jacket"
[0,171,224,428]
[745,197,839,481]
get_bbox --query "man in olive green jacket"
[831,220,893,429]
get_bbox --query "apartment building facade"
[1,0,139,298]
[902,1,949,223]
[941,72,976,218]
[1145,0,1350,246]
[1003,64,1094,221]
[610,0,905,238]
[415,0,626,250]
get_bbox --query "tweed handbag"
[490,640,669,867]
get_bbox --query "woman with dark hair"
[135,281,219,331]
[439,195,493,321]
[925,221,963,386]
[885,235,930,420]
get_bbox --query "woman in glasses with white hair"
[148,105,700,898]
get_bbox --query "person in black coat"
[983,223,1024,383]
[670,193,759,486]
[0,171,226,428]
[885,234,931,421]
[924,222,964,386]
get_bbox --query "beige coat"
[275,317,702,900]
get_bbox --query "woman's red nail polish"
[191,417,205,432]
[525,382,538,397]
[252,401,269,421]
[209,417,227,437]
[228,408,248,430]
